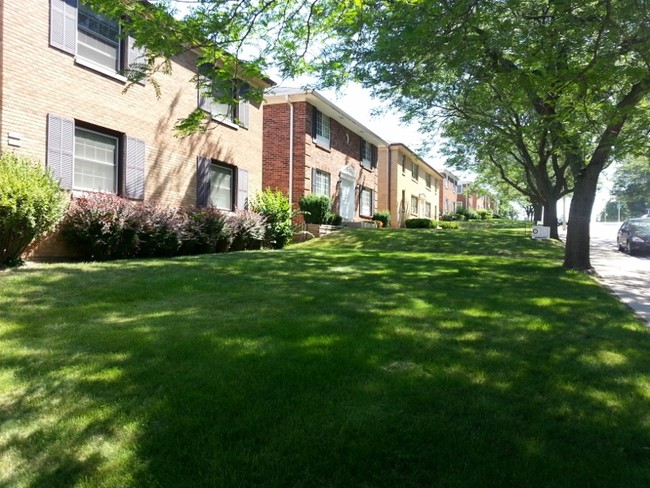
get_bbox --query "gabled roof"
[264,88,388,148]
[388,143,443,180]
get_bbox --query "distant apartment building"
[457,181,499,214]
[1,0,272,258]
[438,169,461,217]
[263,88,386,223]
[377,144,443,227]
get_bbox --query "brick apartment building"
[438,169,461,217]
[0,0,272,258]
[263,88,387,223]
[457,181,499,214]
[377,143,443,227]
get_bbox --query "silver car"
[617,218,650,255]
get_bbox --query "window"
[198,68,250,128]
[77,3,120,72]
[311,168,331,196]
[360,139,376,170]
[401,155,406,175]
[197,157,248,210]
[457,183,463,194]
[411,162,419,181]
[426,202,432,218]
[444,175,449,188]
[425,173,431,189]
[46,114,145,198]
[209,164,233,210]
[50,0,146,79]
[360,187,373,217]
[312,108,330,148]
[411,195,419,215]
[74,127,118,192]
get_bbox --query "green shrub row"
[404,218,459,229]
[60,193,274,261]
[372,211,391,227]
[0,152,68,267]
[442,208,494,221]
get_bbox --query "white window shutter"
[50,0,77,54]
[237,101,249,128]
[124,136,146,200]
[237,168,248,210]
[126,36,147,84]
[46,113,75,190]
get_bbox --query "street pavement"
[578,222,650,325]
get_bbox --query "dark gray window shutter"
[312,107,318,138]
[238,101,249,128]
[124,136,146,200]
[50,0,77,54]
[47,113,74,190]
[237,168,248,210]
[311,167,316,193]
[196,156,211,207]
[371,145,378,169]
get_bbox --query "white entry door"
[339,178,355,221]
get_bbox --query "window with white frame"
[46,114,145,199]
[426,202,432,218]
[311,168,331,196]
[411,162,419,181]
[360,187,373,217]
[411,195,419,215]
[425,172,431,189]
[401,155,406,175]
[50,0,146,80]
[74,127,118,192]
[198,66,250,128]
[209,164,234,210]
[313,108,330,148]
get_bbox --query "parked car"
[617,218,650,255]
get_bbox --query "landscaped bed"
[1,227,649,487]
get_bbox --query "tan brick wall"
[378,146,441,227]
[1,0,266,258]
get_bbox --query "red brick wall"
[263,100,378,220]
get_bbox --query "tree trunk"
[542,201,559,239]
[563,168,600,270]
[533,204,543,222]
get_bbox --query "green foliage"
[456,207,479,221]
[611,157,650,217]
[0,152,68,267]
[476,209,493,220]
[372,211,391,228]
[326,213,343,226]
[405,218,434,229]
[298,194,331,224]
[249,189,295,249]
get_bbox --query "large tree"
[318,0,650,270]
[88,0,650,270]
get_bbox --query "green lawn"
[1,227,649,487]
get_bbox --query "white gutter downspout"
[286,95,294,206]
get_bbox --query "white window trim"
[74,127,119,193]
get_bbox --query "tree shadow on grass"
[1,230,650,487]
